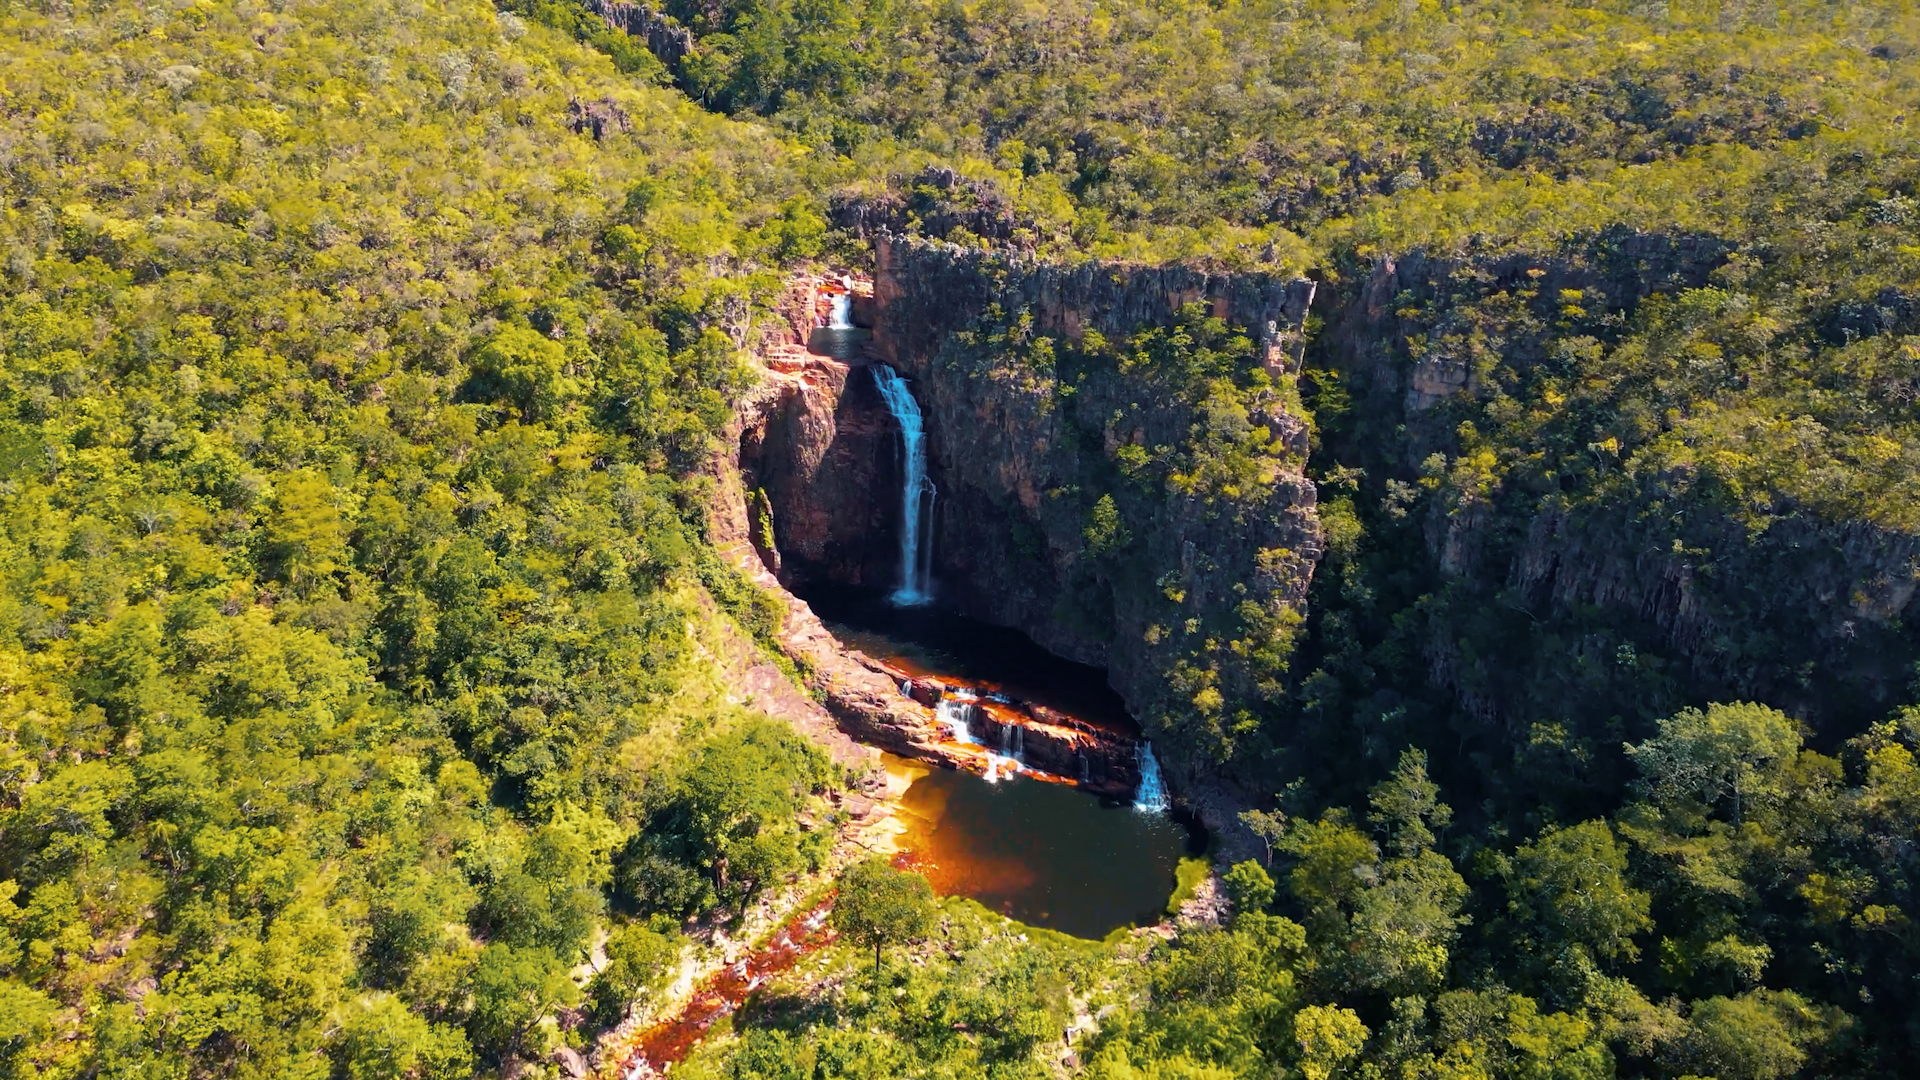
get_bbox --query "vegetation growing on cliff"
[938,299,1311,757]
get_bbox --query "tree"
[1293,1004,1367,1080]
[1504,820,1651,968]
[1625,703,1802,824]
[1280,754,1469,998]
[1239,808,1289,866]
[1368,748,1451,858]
[336,994,473,1080]
[620,719,836,918]
[0,983,56,1079]
[466,944,579,1064]
[1223,860,1276,917]
[831,858,934,985]
[266,470,346,594]
[1677,990,1836,1080]
[591,918,683,1022]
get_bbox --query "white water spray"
[1133,741,1170,813]
[828,292,854,329]
[1000,723,1025,764]
[939,695,1022,782]
[872,365,935,605]
[937,695,979,745]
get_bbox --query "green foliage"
[1083,493,1132,558]
[1504,820,1650,967]
[468,942,580,1063]
[1292,1004,1367,1080]
[1223,860,1276,917]
[591,916,685,1022]
[1626,702,1802,824]
[1678,990,1841,1080]
[11,0,1920,1074]
[618,718,837,919]
[337,994,473,1080]
[830,858,935,982]
[944,300,1307,759]
[0,0,841,1073]
[1166,856,1214,917]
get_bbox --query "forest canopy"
[5,0,1920,1078]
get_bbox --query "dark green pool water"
[897,760,1202,939]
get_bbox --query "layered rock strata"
[583,0,694,66]
[729,246,1322,851]
[860,237,1321,817]
[1321,235,1920,730]
[710,279,1143,799]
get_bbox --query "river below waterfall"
[801,587,1204,938]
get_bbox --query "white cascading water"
[938,693,1023,782]
[1134,741,1170,812]
[937,695,979,745]
[828,292,854,329]
[871,365,935,605]
[1000,723,1025,764]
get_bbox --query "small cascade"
[998,723,1025,764]
[1133,740,1170,813]
[938,696,980,746]
[828,292,854,329]
[871,365,936,606]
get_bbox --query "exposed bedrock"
[861,237,1322,760]
[1325,238,1920,733]
[711,278,1145,799]
[727,240,1322,847]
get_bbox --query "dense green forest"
[5,0,1920,1078]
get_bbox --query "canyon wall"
[1315,235,1920,741]
[859,238,1323,796]
[722,227,1919,846]
[710,287,1145,801]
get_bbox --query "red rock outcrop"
[709,283,1142,798]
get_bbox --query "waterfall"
[1134,741,1170,813]
[828,292,853,329]
[872,365,935,605]
[999,723,1025,763]
[938,696,980,745]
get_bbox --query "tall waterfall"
[1134,741,1170,812]
[872,365,935,605]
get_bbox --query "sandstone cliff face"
[709,287,1144,800]
[860,237,1322,786]
[736,357,898,589]
[1318,234,1920,733]
[584,0,694,65]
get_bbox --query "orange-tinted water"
[892,760,1198,939]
